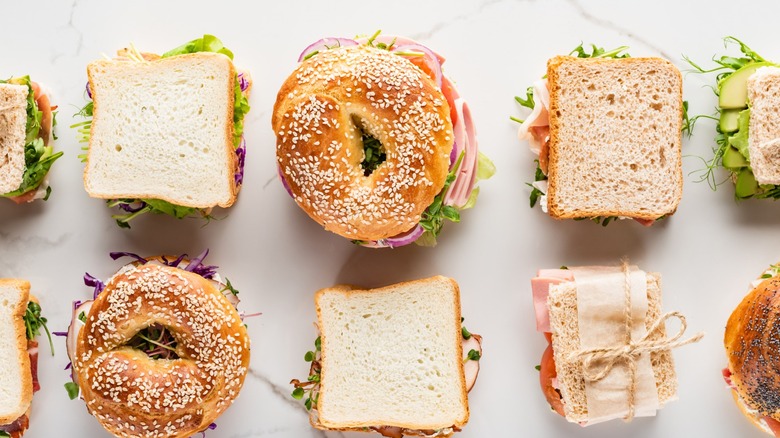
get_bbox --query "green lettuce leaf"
[162,34,234,60]
[728,109,750,160]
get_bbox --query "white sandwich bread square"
[84,52,238,208]
[0,279,33,426]
[314,276,470,432]
[546,56,683,220]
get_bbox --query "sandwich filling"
[0,77,62,203]
[278,32,494,248]
[1,300,53,437]
[515,43,686,226]
[690,37,780,200]
[291,319,482,437]
[74,35,251,228]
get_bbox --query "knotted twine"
[567,260,704,421]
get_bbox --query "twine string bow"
[567,260,704,421]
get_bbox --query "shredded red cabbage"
[238,73,249,92]
[86,82,92,99]
[117,200,148,213]
[52,331,68,337]
[83,274,105,299]
[199,423,218,437]
[235,137,246,185]
[184,249,218,279]
[160,254,187,269]
[109,252,148,263]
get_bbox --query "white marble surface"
[3,0,780,437]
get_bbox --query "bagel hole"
[353,116,387,176]
[128,324,180,360]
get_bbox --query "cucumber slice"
[735,168,758,198]
[719,62,775,109]
[719,109,741,133]
[723,146,748,170]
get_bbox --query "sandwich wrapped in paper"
[515,44,686,226]
[531,262,702,425]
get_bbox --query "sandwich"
[273,31,494,247]
[74,35,251,228]
[0,77,62,203]
[63,250,253,438]
[531,263,702,425]
[0,279,53,437]
[291,276,483,437]
[723,263,780,435]
[688,37,780,200]
[515,44,686,226]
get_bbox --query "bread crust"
[725,276,780,424]
[84,52,240,209]
[273,46,453,240]
[546,56,683,220]
[73,264,250,438]
[313,276,468,431]
[0,279,32,426]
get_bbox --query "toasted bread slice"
[0,279,33,425]
[547,272,677,423]
[84,52,238,208]
[314,276,469,431]
[748,66,780,185]
[546,56,683,220]
[0,84,29,194]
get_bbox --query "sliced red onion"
[278,166,294,197]
[360,224,424,249]
[86,82,92,99]
[298,38,358,62]
[391,44,443,88]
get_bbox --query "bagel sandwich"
[0,279,53,438]
[273,31,494,248]
[63,250,251,438]
[74,35,251,228]
[531,265,701,425]
[0,76,63,203]
[515,44,685,226]
[723,263,780,435]
[291,276,483,437]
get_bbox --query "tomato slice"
[539,340,565,416]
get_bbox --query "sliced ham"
[444,97,479,207]
[765,416,780,436]
[463,334,482,392]
[517,79,551,161]
[531,269,574,332]
[0,414,29,437]
[722,367,735,389]
[28,340,39,393]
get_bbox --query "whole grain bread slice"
[0,84,29,194]
[83,52,238,208]
[545,56,683,220]
[0,279,33,425]
[314,276,469,431]
[547,272,677,423]
[748,66,780,185]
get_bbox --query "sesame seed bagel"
[273,45,453,241]
[725,275,780,426]
[73,263,250,438]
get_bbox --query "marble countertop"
[3,0,780,436]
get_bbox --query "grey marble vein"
[566,0,673,60]
[410,0,533,41]
[263,175,277,190]
[52,0,84,64]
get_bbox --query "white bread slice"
[315,276,469,431]
[547,272,677,423]
[0,84,29,194]
[748,66,780,185]
[546,56,683,220]
[0,279,33,425]
[84,52,238,208]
